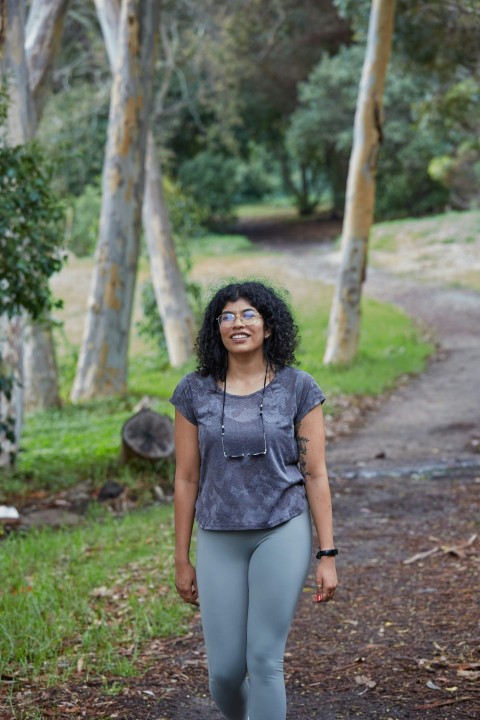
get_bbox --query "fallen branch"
[403,547,439,565]
[404,534,477,565]
[415,695,474,710]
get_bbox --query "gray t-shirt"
[170,366,325,531]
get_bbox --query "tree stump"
[120,409,174,464]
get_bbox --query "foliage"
[423,77,480,210]
[37,82,110,198]
[178,150,241,221]
[0,149,65,319]
[286,45,360,215]
[286,44,450,219]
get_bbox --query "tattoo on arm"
[295,422,310,479]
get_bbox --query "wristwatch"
[316,548,338,559]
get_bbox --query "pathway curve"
[268,239,480,476]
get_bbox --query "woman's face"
[217,297,270,356]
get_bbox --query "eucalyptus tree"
[94,0,195,371]
[71,0,158,400]
[323,0,396,365]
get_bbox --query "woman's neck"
[224,354,271,395]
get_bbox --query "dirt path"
[5,223,480,720]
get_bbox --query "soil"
[3,217,480,720]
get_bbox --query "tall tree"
[323,0,396,365]
[22,0,69,411]
[0,0,65,465]
[94,0,195,369]
[71,0,158,400]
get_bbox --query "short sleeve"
[169,375,198,425]
[295,372,325,424]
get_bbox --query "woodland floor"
[2,217,480,720]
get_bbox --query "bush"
[178,150,241,220]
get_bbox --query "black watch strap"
[316,548,338,559]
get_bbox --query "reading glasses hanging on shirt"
[221,367,268,458]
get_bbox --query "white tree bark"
[0,317,24,468]
[94,0,195,368]
[21,0,69,411]
[71,0,158,400]
[26,0,70,118]
[323,0,396,365]
[1,0,36,142]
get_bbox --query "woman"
[170,280,337,720]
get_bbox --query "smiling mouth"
[231,333,250,340]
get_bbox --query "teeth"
[232,334,249,339]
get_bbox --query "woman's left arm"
[296,403,338,603]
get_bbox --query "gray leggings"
[196,510,312,720]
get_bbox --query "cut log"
[120,409,174,464]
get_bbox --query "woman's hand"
[313,558,338,604]
[175,561,199,606]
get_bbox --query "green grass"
[0,506,193,681]
[189,232,255,257]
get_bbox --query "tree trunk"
[21,0,70,412]
[23,322,61,411]
[120,409,174,464]
[323,0,395,365]
[143,134,196,365]
[0,0,36,141]
[71,0,158,400]
[94,0,195,367]
[0,317,24,468]
[25,0,70,119]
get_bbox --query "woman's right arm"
[173,409,201,605]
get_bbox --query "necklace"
[221,365,268,458]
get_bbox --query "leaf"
[426,680,442,690]
[354,674,377,689]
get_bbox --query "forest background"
[0,0,480,699]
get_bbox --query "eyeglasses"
[221,367,268,458]
[217,309,261,328]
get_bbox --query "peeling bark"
[323,0,396,365]
[94,0,195,368]
[71,0,158,400]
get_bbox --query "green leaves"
[0,140,65,320]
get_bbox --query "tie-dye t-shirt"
[170,366,325,530]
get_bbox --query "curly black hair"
[195,280,299,381]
